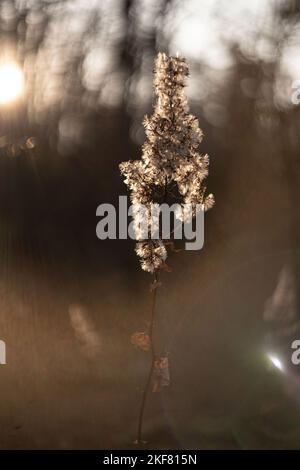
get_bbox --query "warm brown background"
[0,0,300,449]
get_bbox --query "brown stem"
[136,270,159,445]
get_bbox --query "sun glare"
[0,62,24,105]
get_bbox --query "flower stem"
[136,271,159,445]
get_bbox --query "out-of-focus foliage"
[0,0,299,148]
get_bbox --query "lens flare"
[268,354,284,372]
[0,62,24,105]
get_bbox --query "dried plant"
[120,52,214,445]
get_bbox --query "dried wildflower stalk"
[120,52,214,444]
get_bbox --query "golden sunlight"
[0,62,24,105]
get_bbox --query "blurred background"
[0,0,300,449]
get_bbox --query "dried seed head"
[120,52,214,273]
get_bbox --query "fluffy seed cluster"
[120,52,214,273]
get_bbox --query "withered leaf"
[131,331,150,352]
[152,356,170,392]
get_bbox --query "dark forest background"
[0,0,300,449]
